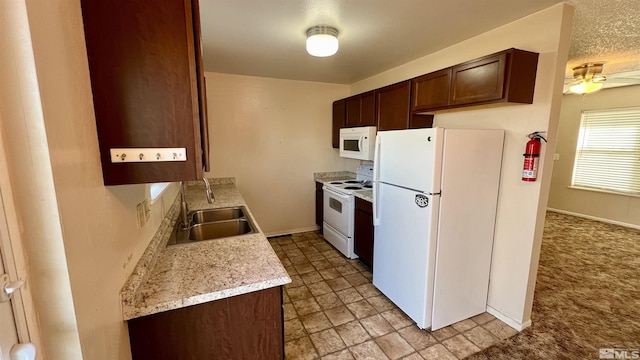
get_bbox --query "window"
[572,107,640,195]
[149,182,171,204]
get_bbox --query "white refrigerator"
[372,127,504,330]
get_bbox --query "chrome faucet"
[179,181,189,230]
[203,177,214,204]
[179,178,213,230]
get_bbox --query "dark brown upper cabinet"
[409,48,538,114]
[411,69,452,112]
[450,48,538,107]
[409,114,435,129]
[376,80,411,131]
[345,91,376,127]
[332,99,346,149]
[81,0,210,185]
[329,48,538,144]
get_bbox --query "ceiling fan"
[564,62,640,94]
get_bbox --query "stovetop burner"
[322,164,374,195]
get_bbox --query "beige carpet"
[468,211,640,359]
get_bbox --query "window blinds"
[572,107,640,195]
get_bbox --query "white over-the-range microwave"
[339,126,377,160]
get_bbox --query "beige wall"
[548,86,640,228]
[351,3,574,328]
[205,72,359,235]
[1,1,180,359]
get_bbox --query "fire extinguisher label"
[522,157,539,180]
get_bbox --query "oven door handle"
[323,185,351,200]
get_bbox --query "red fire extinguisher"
[522,131,547,182]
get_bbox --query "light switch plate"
[553,153,560,160]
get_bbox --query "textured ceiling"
[199,0,640,84]
[566,0,640,78]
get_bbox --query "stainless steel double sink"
[167,206,256,245]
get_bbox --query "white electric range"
[322,165,373,259]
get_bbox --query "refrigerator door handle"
[373,136,382,226]
[373,180,381,226]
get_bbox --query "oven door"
[323,186,353,236]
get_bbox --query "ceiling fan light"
[306,26,339,57]
[569,81,604,94]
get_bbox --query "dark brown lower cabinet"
[354,198,374,269]
[128,286,284,360]
[316,181,324,228]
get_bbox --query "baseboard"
[486,306,532,332]
[547,208,640,230]
[264,226,320,238]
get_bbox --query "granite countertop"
[314,171,373,203]
[120,178,291,320]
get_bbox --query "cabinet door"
[354,198,374,268]
[450,52,507,105]
[191,0,210,172]
[81,0,207,185]
[332,100,346,148]
[360,91,376,126]
[376,81,411,131]
[315,182,324,227]
[345,95,361,127]
[128,286,284,360]
[345,91,376,127]
[411,69,451,112]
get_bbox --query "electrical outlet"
[553,153,560,160]
[136,201,147,228]
[143,199,150,223]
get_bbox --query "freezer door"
[375,128,444,193]
[431,128,505,330]
[372,182,439,329]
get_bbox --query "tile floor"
[269,231,518,360]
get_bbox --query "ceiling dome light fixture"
[306,25,339,57]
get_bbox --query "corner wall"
[0,1,81,358]
[548,86,640,228]
[350,3,574,328]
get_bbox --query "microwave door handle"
[358,135,364,151]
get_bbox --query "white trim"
[264,226,320,238]
[486,305,531,331]
[547,208,640,230]
[0,119,42,351]
[567,185,640,199]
